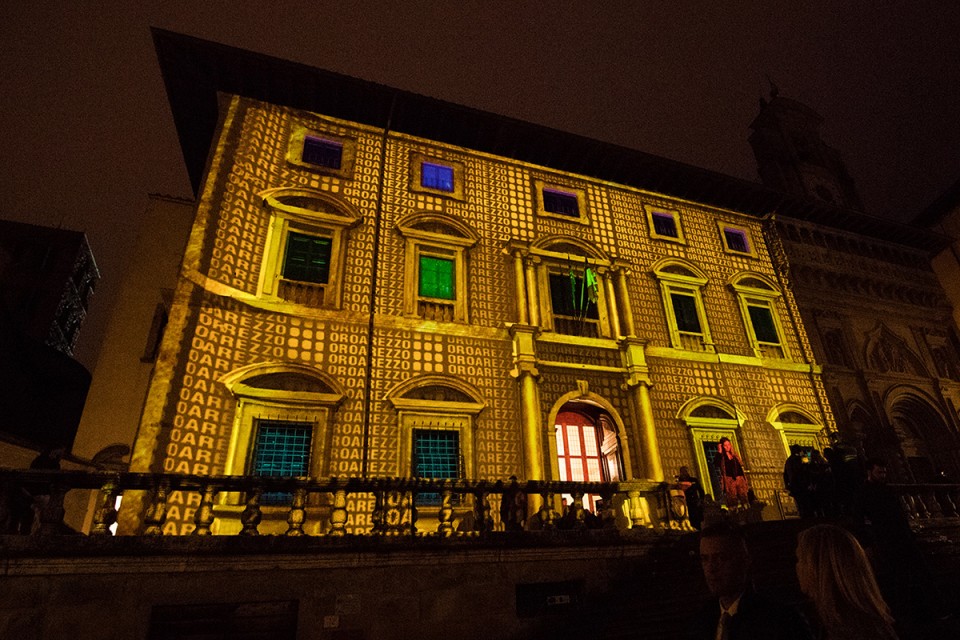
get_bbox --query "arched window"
[218,364,345,527]
[652,259,714,352]
[730,272,789,359]
[554,408,623,511]
[679,399,743,501]
[396,213,479,323]
[388,376,485,508]
[257,189,361,309]
[529,237,612,339]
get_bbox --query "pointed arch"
[864,323,928,376]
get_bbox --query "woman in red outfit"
[715,437,750,509]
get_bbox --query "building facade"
[751,93,960,482]
[106,32,855,535]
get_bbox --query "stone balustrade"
[0,469,680,537]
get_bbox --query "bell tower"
[749,84,864,211]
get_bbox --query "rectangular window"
[283,232,331,284]
[301,136,343,169]
[252,420,312,505]
[548,272,598,319]
[413,429,462,506]
[418,254,455,300]
[724,228,750,253]
[747,304,780,344]
[542,188,580,217]
[670,292,702,333]
[652,212,679,238]
[421,162,455,192]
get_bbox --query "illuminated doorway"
[554,409,622,511]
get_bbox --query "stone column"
[513,249,528,325]
[616,267,636,338]
[622,338,664,481]
[524,256,541,327]
[602,268,621,338]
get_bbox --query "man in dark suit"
[687,521,812,640]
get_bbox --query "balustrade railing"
[891,483,960,522]
[0,470,677,538]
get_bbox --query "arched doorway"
[888,394,958,482]
[554,406,623,510]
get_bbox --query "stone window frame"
[678,398,744,501]
[533,179,590,225]
[730,272,790,359]
[652,258,715,353]
[388,375,486,489]
[718,222,758,258]
[409,152,466,201]
[257,189,361,310]
[285,124,357,179]
[217,364,346,517]
[530,238,613,340]
[396,212,479,324]
[644,205,686,244]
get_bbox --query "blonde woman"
[795,524,897,639]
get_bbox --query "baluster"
[538,491,558,530]
[437,487,454,537]
[372,488,386,534]
[924,488,943,519]
[900,492,919,520]
[473,489,492,533]
[239,489,262,536]
[329,489,347,537]
[193,483,216,536]
[91,479,119,536]
[939,488,958,517]
[626,488,649,529]
[570,491,586,529]
[285,487,307,536]
[143,481,170,536]
[38,482,67,536]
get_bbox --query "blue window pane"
[421,162,455,192]
[413,429,461,506]
[252,420,312,505]
[302,137,343,169]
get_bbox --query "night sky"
[2,2,959,369]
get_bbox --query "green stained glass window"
[671,292,702,333]
[252,420,312,504]
[748,304,780,344]
[419,255,455,300]
[413,429,461,506]
[283,232,331,284]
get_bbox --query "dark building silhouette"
[0,220,99,453]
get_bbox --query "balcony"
[2,471,959,640]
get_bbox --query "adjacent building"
[0,220,98,461]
